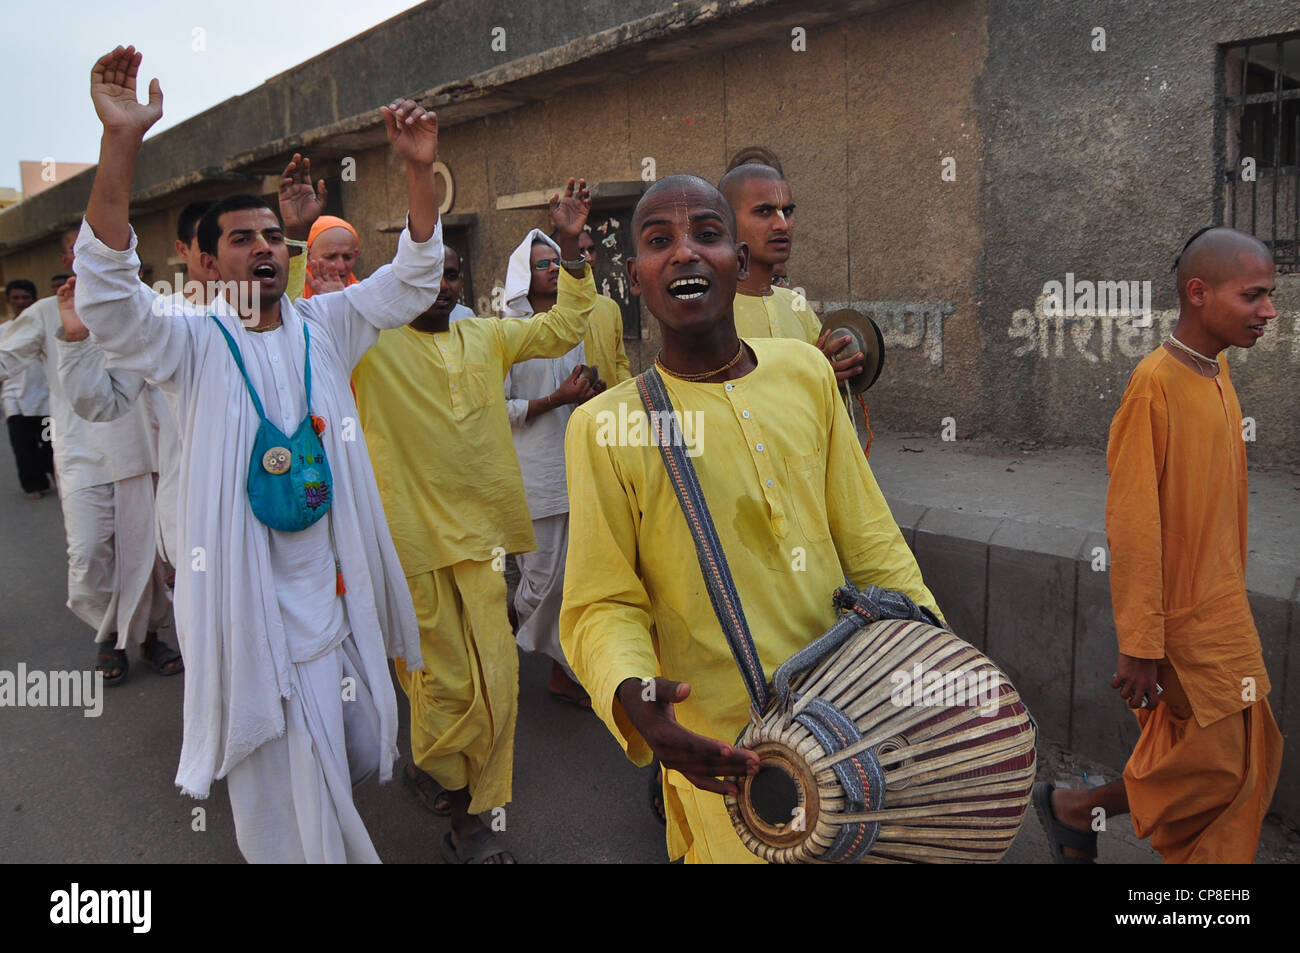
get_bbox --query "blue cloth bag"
[210,315,332,532]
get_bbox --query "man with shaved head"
[718,163,864,382]
[1034,227,1282,864]
[560,174,940,863]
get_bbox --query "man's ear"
[199,251,221,279]
[736,241,750,283]
[1185,277,1207,307]
[174,240,188,262]
[626,256,641,297]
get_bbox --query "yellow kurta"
[560,338,940,863]
[353,265,596,575]
[1106,346,1282,862]
[286,251,307,301]
[584,295,632,385]
[732,286,821,345]
[353,265,595,810]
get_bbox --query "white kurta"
[0,298,161,645]
[0,298,154,495]
[0,318,50,418]
[57,326,181,565]
[73,219,439,816]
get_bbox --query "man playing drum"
[559,174,942,863]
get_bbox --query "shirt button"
[766,478,774,487]
[742,410,751,419]
[756,443,765,452]
[725,383,734,392]
[271,355,278,363]
[450,384,456,390]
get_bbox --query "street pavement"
[0,455,1290,864]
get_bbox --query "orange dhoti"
[1124,664,1282,864]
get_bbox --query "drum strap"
[637,365,943,862]
[636,366,771,712]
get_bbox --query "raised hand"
[381,99,438,166]
[549,178,591,241]
[90,46,162,138]
[57,277,90,342]
[279,154,327,240]
[616,676,759,796]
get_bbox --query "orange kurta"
[1105,346,1282,863]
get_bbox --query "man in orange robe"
[1034,227,1283,863]
[302,215,361,298]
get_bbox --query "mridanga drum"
[723,589,1037,863]
[636,365,1037,864]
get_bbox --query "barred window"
[1221,32,1300,270]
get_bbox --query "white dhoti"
[225,633,383,864]
[513,512,575,678]
[62,473,171,649]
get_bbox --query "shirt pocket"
[784,452,830,542]
[447,363,492,421]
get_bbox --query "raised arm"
[498,179,597,369]
[76,46,190,384]
[298,101,444,368]
[279,153,327,301]
[84,46,162,252]
[381,99,440,244]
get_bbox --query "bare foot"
[547,661,591,708]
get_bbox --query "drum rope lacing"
[637,366,941,861]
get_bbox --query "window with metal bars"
[1221,33,1300,271]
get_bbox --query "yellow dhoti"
[396,560,518,814]
[1124,665,1282,864]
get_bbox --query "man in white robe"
[0,249,172,684]
[73,45,442,863]
[3,279,55,499]
[502,230,600,706]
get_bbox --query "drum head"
[730,741,821,851]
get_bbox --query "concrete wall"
[977,0,1300,466]
[322,0,989,382]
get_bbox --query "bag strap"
[208,315,314,422]
[636,366,770,712]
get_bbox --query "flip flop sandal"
[141,639,184,676]
[403,763,452,816]
[1033,781,1098,864]
[440,829,516,864]
[96,645,129,686]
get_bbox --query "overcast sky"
[1,0,425,192]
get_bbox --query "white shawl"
[503,229,560,318]
[74,219,440,798]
